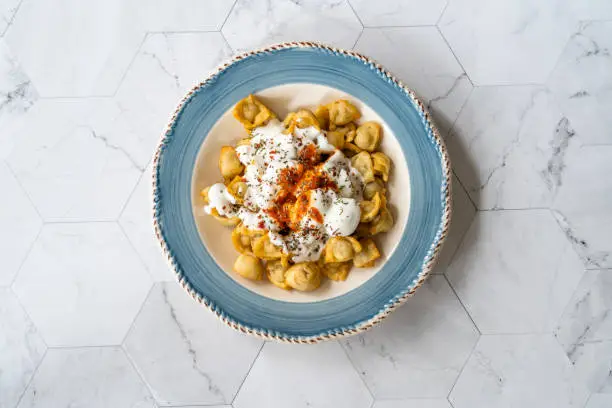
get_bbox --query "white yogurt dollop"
[204,119,364,262]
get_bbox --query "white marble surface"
[222,0,363,52]
[12,223,152,346]
[0,161,41,286]
[233,341,372,408]
[446,210,584,334]
[17,347,156,408]
[449,334,590,408]
[1,1,611,407]
[342,275,478,399]
[0,288,46,408]
[124,282,263,406]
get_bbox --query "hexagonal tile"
[0,288,46,408]
[124,282,263,406]
[349,0,447,27]
[552,145,612,269]
[354,27,472,136]
[0,39,38,159]
[373,400,452,408]
[5,0,144,97]
[433,175,476,274]
[446,210,584,334]
[450,334,590,408]
[0,161,41,286]
[120,166,174,282]
[222,0,363,53]
[134,0,235,31]
[342,275,478,399]
[234,341,372,408]
[555,270,612,360]
[0,0,20,36]
[13,223,152,346]
[447,85,573,210]
[438,0,577,85]
[549,22,612,145]
[115,32,233,166]
[17,347,155,408]
[7,98,143,221]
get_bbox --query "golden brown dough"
[322,262,351,281]
[285,262,322,291]
[219,146,244,180]
[354,122,382,152]
[353,238,381,267]
[233,94,276,130]
[234,253,264,280]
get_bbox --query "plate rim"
[152,41,453,343]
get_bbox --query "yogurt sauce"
[204,119,363,262]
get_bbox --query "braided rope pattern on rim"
[151,41,453,344]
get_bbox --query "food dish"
[199,95,394,292]
[153,42,451,342]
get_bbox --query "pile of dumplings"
[201,95,394,292]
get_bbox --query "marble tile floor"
[0,1,611,407]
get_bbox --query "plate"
[153,42,451,343]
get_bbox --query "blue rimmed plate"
[153,42,451,343]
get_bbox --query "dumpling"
[266,260,290,290]
[372,152,391,182]
[350,151,375,183]
[233,253,264,280]
[354,122,382,152]
[233,94,276,130]
[353,238,381,267]
[284,109,320,130]
[219,146,244,180]
[328,100,361,128]
[314,105,330,129]
[324,236,362,263]
[363,178,385,200]
[370,207,394,235]
[360,192,382,223]
[322,262,351,281]
[285,262,322,291]
[226,176,248,204]
[252,234,283,260]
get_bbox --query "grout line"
[446,334,480,402]
[346,0,365,28]
[450,168,478,213]
[230,341,266,405]
[0,0,24,37]
[443,274,481,336]
[480,206,550,212]
[5,162,44,221]
[117,221,157,283]
[45,344,123,349]
[338,340,376,402]
[435,25,474,88]
[219,30,236,55]
[146,29,221,35]
[364,24,438,29]
[42,219,119,224]
[436,0,451,26]
[120,283,155,346]
[111,32,150,97]
[117,157,152,221]
[13,347,48,407]
[121,343,161,405]
[351,27,365,50]
[8,226,42,289]
[219,0,239,33]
